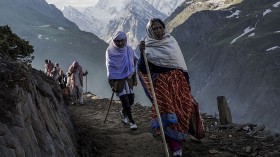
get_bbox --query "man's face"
[152,21,165,39]
[114,39,125,48]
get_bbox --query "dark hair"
[150,18,165,29]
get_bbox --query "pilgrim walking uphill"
[138,18,204,157]
[67,61,88,105]
[105,31,139,130]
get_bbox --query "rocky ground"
[67,93,280,157]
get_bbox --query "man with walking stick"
[105,31,138,130]
[138,18,194,157]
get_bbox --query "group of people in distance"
[44,59,88,105]
[106,18,197,157]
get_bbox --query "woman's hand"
[139,40,145,53]
[83,70,88,76]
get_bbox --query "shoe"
[120,110,128,124]
[80,102,84,105]
[173,149,182,157]
[130,123,137,130]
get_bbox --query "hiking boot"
[173,149,182,157]
[130,123,137,130]
[120,110,128,124]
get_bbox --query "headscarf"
[144,19,188,72]
[68,61,84,86]
[71,61,79,72]
[106,31,138,79]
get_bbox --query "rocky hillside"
[0,0,110,98]
[165,0,243,32]
[0,57,78,156]
[170,0,280,130]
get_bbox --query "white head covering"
[106,31,138,79]
[145,19,188,72]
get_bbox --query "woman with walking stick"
[138,18,193,157]
[105,31,138,130]
[67,61,88,105]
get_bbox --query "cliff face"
[0,58,78,157]
[170,0,280,130]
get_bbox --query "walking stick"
[104,81,118,123]
[86,75,87,93]
[142,47,170,157]
[104,90,115,123]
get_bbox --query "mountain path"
[67,93,280,157]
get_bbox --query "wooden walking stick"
[104,81,118,123]
[142,43,170,157]
[86,75,87,93]
[104,90,115,123]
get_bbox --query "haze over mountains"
[62,0,184,48]
[0,0,111,98]
[1,0,280,132]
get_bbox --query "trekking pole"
[104,91,114,123]
[142,47,170,157]
[104,81,118,123]
[86,75,87,93]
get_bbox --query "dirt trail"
[67,93,280,157]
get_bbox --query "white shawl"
[145,34,188,72]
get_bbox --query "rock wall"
[171,0,280,130]
[0,59,78,157]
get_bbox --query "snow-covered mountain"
[63,0,124,36]
[62,0,182,48]
[146,0,185,16]
[100,0,166,47]
[63,6,104,36]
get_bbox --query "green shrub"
[0,25,34,65]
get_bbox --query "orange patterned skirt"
[139,69,193,141]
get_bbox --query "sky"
[46,0,99,10]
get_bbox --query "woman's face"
[152,21,165,39]
[114,39,125,48]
